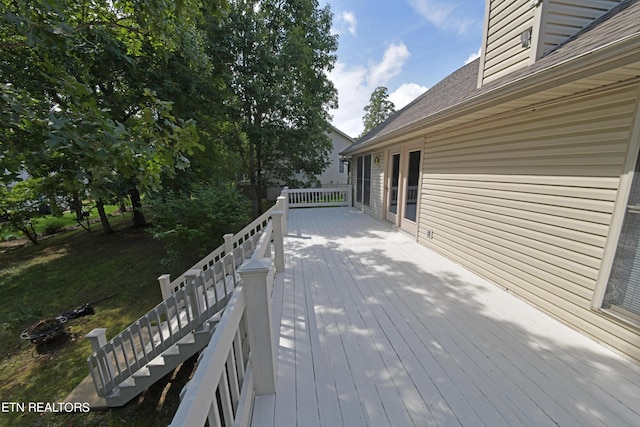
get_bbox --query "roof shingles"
[346,0,640,153]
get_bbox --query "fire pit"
[20,303,95,345]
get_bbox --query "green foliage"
[0,0,215,232]
[0,178,44,244]
[361,86,396,137]
[42,219,66,235]
[149,185,251,265]
[218,0,338,213]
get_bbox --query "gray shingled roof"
[345,0,640,153]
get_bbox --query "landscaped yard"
[0,214,194,427]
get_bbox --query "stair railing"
[86,194,289,399]
[86,251,237,397]
[169,211,284,427]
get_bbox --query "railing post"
[86,328,114,379]
[238,259,276,395]
[347,184,353,207]
[276,196,287,235]
[271,211,285,273]
[185,269,205,316]
[281,186,290,216]
[224,234,234,257]
[158,274,172,300]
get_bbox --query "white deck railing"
[285,186,351,208]
[170,210,282,427]
[86,194,288,402]
[158,204,280,298]
[86,264,236,398]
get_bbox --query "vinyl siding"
[481,0,535,85]
[480,0,623,86]
[537,0,623,59]
[418,85,640,361]
[354,151,385,219]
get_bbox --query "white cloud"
[465,47,481,64]
[408,0,477,35]
[333,10,357,36]
[368,42,410,87]
[341,11,357,36]
[328,42,421,137]
[389,83,428,110]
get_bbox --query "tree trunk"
[119,197,127,213]
[249,183,261,217]
[72,192,84,222]
[96,199,114,234]
[129,188,148,227]
[18,224,38,245]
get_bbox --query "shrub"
[43,219,66,235]
[149,185,251,266]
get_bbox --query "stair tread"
[100,284,233,407]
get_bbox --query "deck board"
[252,207,640,427]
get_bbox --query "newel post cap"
[238,258,271,276]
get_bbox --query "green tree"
[361,86,396,137]
[218,0,338,215]
[149,184,251,266]
[0,179,44,244]
[0,0,213,232]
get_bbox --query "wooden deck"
[252,207,640,427]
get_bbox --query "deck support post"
[158,274,172,300]
[271,211,285,273]
[238,259,276,395]
[347,184,353,207]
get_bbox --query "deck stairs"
[87,228,267,407]
[104,316,220,407]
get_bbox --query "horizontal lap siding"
[419,86,640,361]
[482,0,534,85]
[539,0,623,57]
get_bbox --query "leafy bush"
[43,219,66,235]
[149,185,251,266]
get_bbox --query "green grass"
[33,205,121,235]
[0,205,123,241]
[0,215,194,427]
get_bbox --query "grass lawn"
[0,214,195,427]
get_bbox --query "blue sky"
[323,0,486,137]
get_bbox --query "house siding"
[481,0,535,85]
[536,0,623,59]
[354,150,385,219]
[315,129,352,187]
[418,84,640,361]
[480,0,623,86]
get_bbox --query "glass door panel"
[403,150,421,222]
[389,153,401,217]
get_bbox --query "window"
[339,161,345,174]
[603,150,640,317]
[355,155,371,206]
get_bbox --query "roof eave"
[342,32,640,156]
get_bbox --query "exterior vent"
[521,27,533,48]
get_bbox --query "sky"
[322,0,487,138]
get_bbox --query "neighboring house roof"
[343,0,640,156]
[328,124,355,143]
